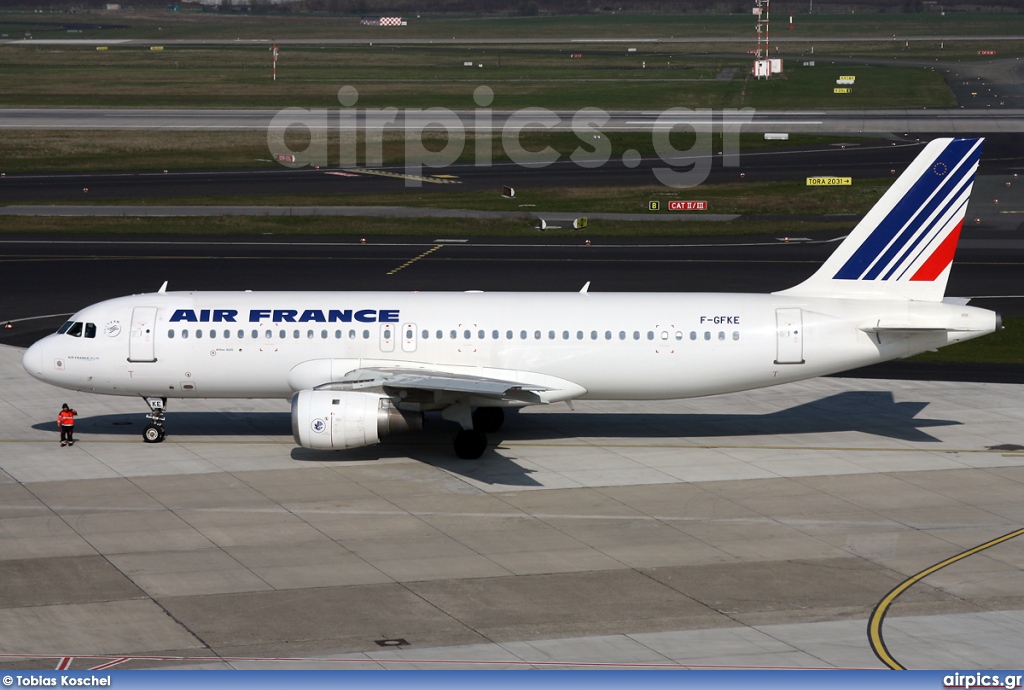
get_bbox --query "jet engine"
[291,390,422,450]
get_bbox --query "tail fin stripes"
[777,137,983,302]
[835,138,981,282]
[910,218,964,283]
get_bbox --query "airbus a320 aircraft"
[23,137,999,459]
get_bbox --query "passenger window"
[168,329,175,339]
[407,329,414,340]
[506,330,513,340]
[646,331,654,340]
[382,329,390,340]
[84,323,97,338]
[279,330,286,339]
[718,331,725,341]
[492,330,499,339]
[577,331,583,340]
[464,329,471,339]
[451,330,458,339]
[704,331,711,340]
[520,330,527,340]
[182,329,189,339]
[265,330,272,339]
[350,330,357,339]
[661,331,668,340]
[633,331,640,340]
[733,331,740,341]
[605,331,611,340]
[590,331,597,340]
[478,330,485,339]
[237,330,244,339]
[690,331,697,340]
[67,322,83,337]
[321,330,328,339]
[534,330,541,340]
[209,330,216,340]
[57,321,73,335]
[548,331,555,340]
[362,329,370,339]
[335,330,342,339]
[252,330,259,339]
[196,330,203,339]
[422,330,429,339]
[293,330,300,339]
[619,331,626,340]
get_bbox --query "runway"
[3,344,1024,669]
[2,107,1023,133]
[6,35,1023,46]
[3,137,1024,208]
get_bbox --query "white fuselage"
[21,290,998,403]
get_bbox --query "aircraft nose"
[22,339,46,381]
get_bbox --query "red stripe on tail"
[911,219,964,281]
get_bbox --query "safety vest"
[58,410,76,426]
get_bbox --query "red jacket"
[57,409,77,427]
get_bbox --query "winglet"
[157,281,168,293]
[776,138,983,302]
[580,281,591,294]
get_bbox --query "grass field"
[0,43,958,109]
[909,317,1024,364]
[30,177,889,216]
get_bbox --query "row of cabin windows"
[421,329,740,342]
[167,328,742,342]
[169,328,373,340]
[58,321,97,338]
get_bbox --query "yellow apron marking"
[868,527,1024,670]
[341,169,462,184]
[387,244,443,275]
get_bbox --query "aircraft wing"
[323,367,555,403]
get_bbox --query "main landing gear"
[450,406,506,460]
[142,397,167,443]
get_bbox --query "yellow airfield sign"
[806,177,852,186]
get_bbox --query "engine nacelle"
[291,390,422,450]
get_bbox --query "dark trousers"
[60,425,74,443]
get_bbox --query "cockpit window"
[84,323,97,339]
[57,321,73,335]
[66,322,83,337]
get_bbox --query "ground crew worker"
[57,403,77,447]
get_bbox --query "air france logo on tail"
[833,138,982,284]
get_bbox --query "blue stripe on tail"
[833,139,981,281]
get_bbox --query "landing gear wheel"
[142,424,165,443]
[453,429,488,459]
[142,396,168,444]
[472,407,505,433]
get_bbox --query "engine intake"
[292,390,422,450]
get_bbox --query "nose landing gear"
[142,396,167,443]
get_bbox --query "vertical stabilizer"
[776,137,983,302]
